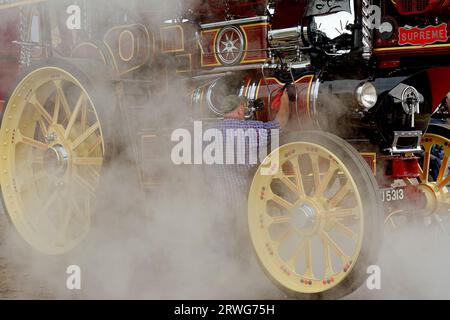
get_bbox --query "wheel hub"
[292,203,318,231]
[44,144,69,177]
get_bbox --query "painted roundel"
[215,26,245,65]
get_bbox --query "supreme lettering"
[399,23,448,46]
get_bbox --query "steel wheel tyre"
[417,124,450,234]
[0,59,113,255]
[248,131,383,299]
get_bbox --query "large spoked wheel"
[0,59,114,255]
[248,131,383,299]
[416,124,450,233]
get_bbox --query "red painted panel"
[271,0,307,29]
[390,0,444,15]
[241,23,269,63]
[160,26,184,53]
[0,8,20,100]
[192,0,266,24]
[254,75,314,127]
[201,29,220,67]
[427,67,450,110]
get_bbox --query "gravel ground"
[1,188,450,300]
[0,214,54,299]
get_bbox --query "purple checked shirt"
[210,119,281,209]
[214,119,280,168]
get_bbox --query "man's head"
[220,95,248,120]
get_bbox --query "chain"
[19,5,31,67]
[224,0,231,20]
[82,0,90,38]
[361,0,373,60]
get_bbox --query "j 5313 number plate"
[381,187,405,202]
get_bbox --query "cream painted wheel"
[248,132,383,299]
[0,60,112,255]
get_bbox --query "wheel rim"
[417,133,450,234]
[0,67,105,255]
[249,142,364,294]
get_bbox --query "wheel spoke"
[279,175,301,196]
[54,80,72,122]
[17,170,48,192]
[287,238,307,269]
[17,131,48,151]
[65,92,85,139]
[310,154,321,189]
[304,239,313,278]
[30,96,52,124]
[87,136,103,155]
[70,122,100,150]
[41,190,59,215]
[316,162,338,197]
[80,101,87,133]
[85,165,101,180]
[332,219,357,241]
[69,196,89,225]
[56,206,73,242]
[270,192,296,210]
[421,151,431,182]
[290,158,305,196]
[72,172,97,196]
[72,157,103,167]
[322,237,334,278]
[38,119,48,138]
[32,155,44,165]
[326,207,359,219]
[329,183,351,207]
[52,93,60,125]
[437,155,450,183]
[320,231,350,264]
[275,228,294,247]
[269,215,291,225]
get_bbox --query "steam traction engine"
[1,0,450,299]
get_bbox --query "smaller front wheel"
[248,131,383,299]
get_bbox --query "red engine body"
[0,8,20,103]
[391,0,450,15]
[190,0,267,23]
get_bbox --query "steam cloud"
[0,0,450,300]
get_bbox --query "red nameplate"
[399,23,448,46]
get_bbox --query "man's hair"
[219,95,248,114]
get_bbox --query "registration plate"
[381,187,405,203]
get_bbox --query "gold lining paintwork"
[175,53,192,74]
[71,42,108,65]
[118,30,135,62]
[103,24,151,75]
[256,75,314,117]
[200,28,221,67]
[160,25,185,53]
[374,43,450,53]
[241,22,269,64]
[360,152,377,175]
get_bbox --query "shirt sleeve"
[263,120,281,130]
